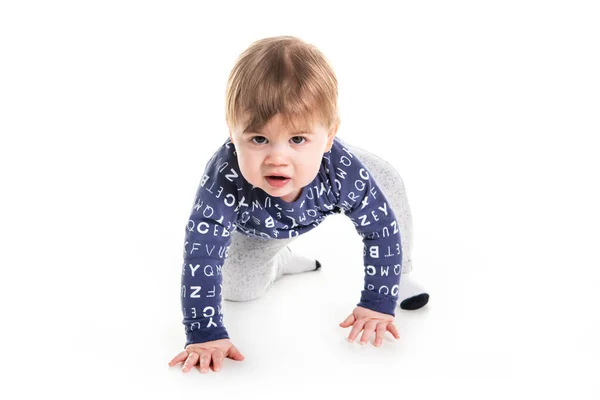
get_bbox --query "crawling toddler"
[168,35,429,374]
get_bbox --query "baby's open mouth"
[265,176,291,187]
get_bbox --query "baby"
[168,36,429,374]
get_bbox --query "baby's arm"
[171,143,245,373]
[348,200,402,317]
[333,146,403,345]
[336,149,403,317]
[180,143,241,347]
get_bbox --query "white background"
[1,0,599,398]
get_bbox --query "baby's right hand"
[168,338,245,374]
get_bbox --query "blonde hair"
[225,36,339,134]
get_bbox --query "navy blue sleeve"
[333,145,403,317]
[181,144,241,347]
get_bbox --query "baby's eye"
[251,136,267,145]
[291,136,306,144]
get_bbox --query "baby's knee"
[383,163,406,190]
[358,152,406,191]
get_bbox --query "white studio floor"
[3,2,600,398]
[9,208,598,399]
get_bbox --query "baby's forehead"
[244,113,324,133]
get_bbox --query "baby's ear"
[325,121,340,152]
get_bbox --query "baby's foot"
[275,246,321,280]
[398,274,430,310]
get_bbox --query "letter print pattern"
[180,138,409,345]
[330,140,404,317]
[181,145,242,346]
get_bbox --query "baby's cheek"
[237,163,253,183]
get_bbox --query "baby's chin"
[267,188,299,200]
[278,189,302,203]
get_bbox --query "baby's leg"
[342,142,429,310]
[222,230,319,302]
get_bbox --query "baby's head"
[225,36,340,203]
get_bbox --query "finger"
[181,352,199,373]
[339,314,355,328]
[348,319,366,343]
[227,345,245,361]
[211,349,224,372]
[387,323,401,339]
[199,352,211,374]
[374,323,387,347]
[169,350,189,367]
[359,320,378,345]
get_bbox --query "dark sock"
[400,293,429,310]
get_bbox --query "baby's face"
[230,113,337,203]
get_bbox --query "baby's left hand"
[339,306,400,347]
